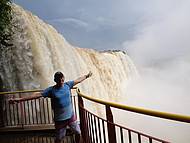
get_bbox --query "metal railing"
[76,88,190,143]
[0,90,78,128]
[1,89,190,143]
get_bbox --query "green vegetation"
[0,0,13,48]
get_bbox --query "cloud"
[49,18,89,29]
[15,0,190,51]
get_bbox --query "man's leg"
[55,127,67,143]
[69,121,82,143]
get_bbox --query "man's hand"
[9,98,21,104]
[86,71,92,78]
[74,71,93,85]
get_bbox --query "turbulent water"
[0,4,137,102]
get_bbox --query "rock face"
[0,4,137,101]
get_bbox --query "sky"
[13,0,177,51]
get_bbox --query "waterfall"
[0,4,137,102]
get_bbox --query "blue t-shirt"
[42,81,74,121]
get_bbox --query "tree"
[0,0,13,48]
[0,0,13,127]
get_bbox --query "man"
[9,71,92,143]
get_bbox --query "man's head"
[54,71,65,85]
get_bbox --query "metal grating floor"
[0,132,76,143]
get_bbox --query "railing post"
[0,95,5,127]
[106,105,117,143]
[19,93,24,128]
[78,92,88,143]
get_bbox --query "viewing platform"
[0,89,190,143]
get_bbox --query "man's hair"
[54,71,64,83]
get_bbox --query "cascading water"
[0,4,137,101]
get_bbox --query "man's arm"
[9,92,42,104]
[74,71,92,86]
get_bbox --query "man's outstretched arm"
[9,92,42,104]
[74,71,92,86]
